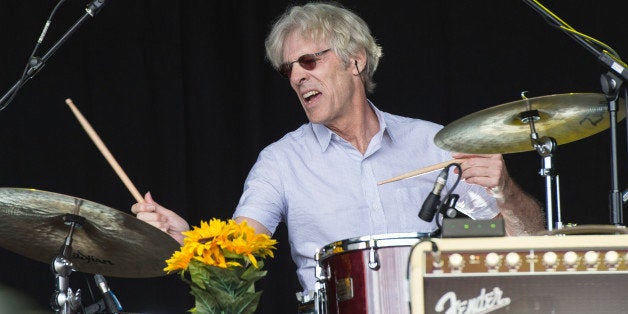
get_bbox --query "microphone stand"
[0,0,106,109]
[600,72,624,224]
[523,0,626,226]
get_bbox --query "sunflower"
[164,218,277,271]
[164,218,278,313]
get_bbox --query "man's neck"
[327,101,379,154]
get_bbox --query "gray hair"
[265,2,383,93]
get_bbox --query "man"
[132,1,544,300]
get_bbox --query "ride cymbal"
[434,93,626,154]
[0,188,180,278]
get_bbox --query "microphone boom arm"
[0,0,106,109]
[522,0,628,81]
[523,0,626,226]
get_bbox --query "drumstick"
[65,98,144,203]
[377,159,464,185]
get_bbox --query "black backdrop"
[0,0,626,313]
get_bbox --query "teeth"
[303,90,319,99]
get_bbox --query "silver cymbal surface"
[0,188,180,278]
[434,93,626,154]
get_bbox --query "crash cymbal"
[434,93,626,154]
[0,188,180,278]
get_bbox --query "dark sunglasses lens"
[298,55,318,70]
[278,63,292,78]
[278,53,320,78]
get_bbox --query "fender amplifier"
[409,232,628,313]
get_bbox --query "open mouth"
[302,90,321,103]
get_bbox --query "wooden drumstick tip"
[377,158,464,185]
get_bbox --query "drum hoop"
[316,232,431,261]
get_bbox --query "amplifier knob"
[542,251,558,270]
[485,252,501,270]
[448,253,464,270]
[505,252,521,270]
[584,251,599,269]
[604,251,619,269]
[563,251,578,270]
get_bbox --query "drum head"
[317,232,429,261]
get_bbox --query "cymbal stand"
[523,0,627,226]
[520,93,563,230]
[51,199,86,314]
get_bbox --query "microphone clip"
[443,194,460,218]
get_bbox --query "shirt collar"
[311,101,395,152]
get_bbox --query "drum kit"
[0,91,624,313]
[302,92,626,314]
[0,92,624,314]
[0,187,180,313]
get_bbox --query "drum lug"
[312,249,329,314]
[314,281,328,314]
[368,238,380,270]
[315,250,329,282]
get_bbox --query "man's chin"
[306,116,328,125]
[304,112,321,124]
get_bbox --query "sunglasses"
[278,48,332,78]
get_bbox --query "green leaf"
[236,265,267,295]
[230,291,262,314]
[180,261,269,313]
[190,284,222,313]
[206,266,244,293]
[241,265,267,283]
[188,260,212,288]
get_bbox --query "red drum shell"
[317,233,427,314]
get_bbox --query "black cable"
[435,163,462,230]
[83,272,98,306]
[406,237,440,280]
[0,0,67,111]
[525,0,624,63]
[23,0,67,76]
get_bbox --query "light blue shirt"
[233,105,498,292]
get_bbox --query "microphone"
[94,274,123,314]
[419,167,448,222]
